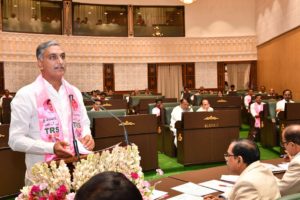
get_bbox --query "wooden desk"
[0,124,26,198]
[176,110,240,165]
[150,177,185,198]
[93,114,158,171]
[150,158,284,199]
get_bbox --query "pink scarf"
[254,103,263,128]
[35,75,82,162]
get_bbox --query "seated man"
[152,99,163,117]
[205,139,280,200]
[90,99,101,111]
[276,89,294,114]
[277,125,300,196]
[268,88,277,98]
[226,84,236,94]
[258,85,267,95]
[75,171,142,200]
[170,98,193,147]
[248,94,265,141]
[197,99,214,112]
[0,89,13,108]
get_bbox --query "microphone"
[69,95,81,161]
[83,93,130,145]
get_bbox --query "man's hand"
[53,141,73,158]
[79,135,95,151]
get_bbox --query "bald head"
[282,125,300,145]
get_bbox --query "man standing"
[249,94,265,141]
[205,139,280,200]
[170,98,193,146]
[9,41,94,183]
[277,125,300,196]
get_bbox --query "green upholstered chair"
[85,105,93,111]
[277,193,300,200]
[192,106,199,111]
[87,109,127,128]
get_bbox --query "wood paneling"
[103,64,115,91]
[257,27,300,99]
[148,64,157,92]
[0,63,4,92]
[182,63,195,89]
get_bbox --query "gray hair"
[36,40,60,60]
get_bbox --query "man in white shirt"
[205,139,281,200]
[9,41,94,184]
[276,89,294,114]
[197,99,214,112]
[90,99,101,111]
[277,125,300,196]
[170,98,193,147]
[152,99,163,117]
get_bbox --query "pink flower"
[56,185,68,199]
[66,192,75,200]
[131,172,139,180]
[143,181,150,188]
[30,185,40,196]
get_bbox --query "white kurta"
[9,78,91,180]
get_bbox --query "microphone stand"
[69,95,81,161]
[83,93,130,145]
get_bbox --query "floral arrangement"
[16,144,155,200]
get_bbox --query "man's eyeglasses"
[224,153,235,158]
[280,141,290,148]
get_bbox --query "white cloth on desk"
[8,77,91,180]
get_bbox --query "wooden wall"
[257,27,300,100]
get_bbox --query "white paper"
[167,193,203,200]
[171,182,217,197]
[278,163,289,171]
[151,189,168,200]
[261,163,286,173]
[220,175,239,183]
[198,179,233,193]
[76,139,93,154]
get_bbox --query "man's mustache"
[54,66,65,70]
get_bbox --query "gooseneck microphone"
[83,93,130,145]
[69,95,81,161]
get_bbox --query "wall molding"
[0,32,257,63]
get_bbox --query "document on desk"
[171,182,217,197]
[198,179,233,193]
[220,175,239,183]
[167,193,203,200]
[151,189,168,199]
[278,162,289,171]
[261,163,286,173]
